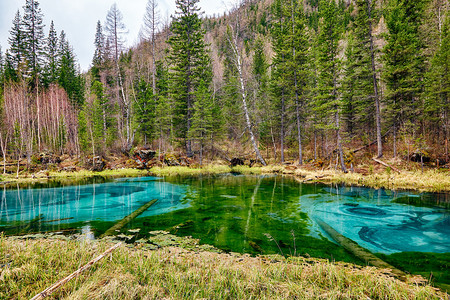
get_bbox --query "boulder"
[39,153,61,164]
[230,158,244,167]
[133,149,156,169]
[86,156,105,171]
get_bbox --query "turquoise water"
[1,174,449,259]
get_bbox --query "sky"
[0,0,237,71]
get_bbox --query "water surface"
[1,174,449,284]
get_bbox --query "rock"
[164,153,180,166]
[86,156,105,171]
[133,149,156,169]
[39,152,61,165]
[62,166,76,172]
[230,158,244,167]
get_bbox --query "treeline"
[1,0,449,169]
[0,0,83,167]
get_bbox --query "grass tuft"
[0,237,446,299]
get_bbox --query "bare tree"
[226,24,267,166]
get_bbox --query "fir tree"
[168,0,212,157]
[383,0,427,157]
[7,11,24,77]
[92,20,104,81]
[424,9,450,156]
[189,80,214,165]
[316,0,347,172]
[58,31,84,106]
[44,21,59,85]
[22,0,45,85]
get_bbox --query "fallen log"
[372,157,401,174]
[100,199,158,238]
[316,218,407,281]
[41,217,75,223]
[31,242,122,300]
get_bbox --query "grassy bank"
[1,163,449,192]
[233,165,450,193]
[0,236,446,299]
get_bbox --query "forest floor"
[1,233,447,299]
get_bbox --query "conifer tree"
[22,0,45,84]
[344,0,382,157]
[8,11,24,78]
[44,21,59,85]
[383,0,427,157]
[189,80,214,165]
[92,20,105,81]
[424,9,450,156]
[317,0,347,172]
[168,0,212,157]
[58,31,84,106]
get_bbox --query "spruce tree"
[168,0,212,157]
[189,80,214,165]
[317,0,347,172]
[44,21,59,85]
[8,11,24,77]
[424,10,450,156]
[383,0,427,157]
[22,0,45,85]
[92,20,104,81]
[58,31,84,106]
[342,0,382,158]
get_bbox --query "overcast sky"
[0,0,236,71]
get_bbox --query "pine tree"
[7,11,24,77]
[134,78,156,143]
[189,80,214,165]
[58,31,84,106]
[424,9,450,156]
[22,0,45,85]
[92,20,104,81]
[316,0,347,172]
[271,0,310,165]
[168,0,212,157]
[44,21,59,85]
[383,0,427,157]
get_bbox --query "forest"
[0,0,449,172]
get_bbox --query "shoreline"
[1,164,449,193]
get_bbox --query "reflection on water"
[0,176,188,225]
[0,175,448,257]
[301,185,449,254]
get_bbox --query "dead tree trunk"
[367,0,383,158]
[227,25,267,166]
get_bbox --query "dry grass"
[0,237,446,299]
[1,162,448,192]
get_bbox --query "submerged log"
[100,199,158,238]
[316,218,407,281]
[31,242,122,300]
[166,220,194,234]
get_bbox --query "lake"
[1,174,449,285]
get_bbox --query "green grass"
[0,237,446,299]
[149,165,231,176]
[2,163,449,192]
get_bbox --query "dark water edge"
[1,173,449,288]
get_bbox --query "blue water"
[0,175,449,257]
[0,177,188,225]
